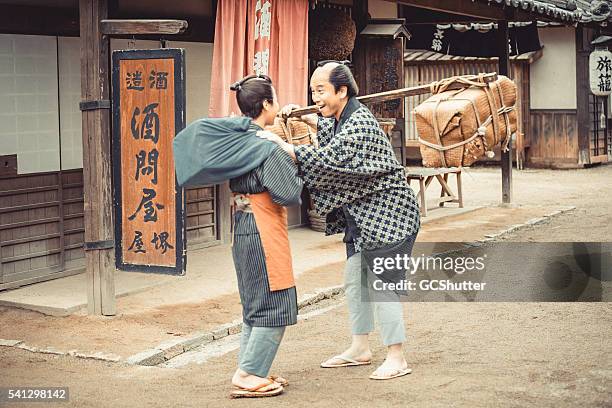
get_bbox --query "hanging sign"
[112,48,186,274]
[251,0,272,75]
[590,48,612,96]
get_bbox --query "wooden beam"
[497,19,512,204]
[398,5,483,24]
[394,0,505,21]
[0,6,211,42]
[107,17,214,43]
[352,0,369,32]
[100,19,188,35]
[80,0,116,316]
[0,5,79,37]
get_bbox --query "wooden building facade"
[1,0,608,313]
[0,0,313,297]
[0,1,222,291]
[394,1,612,168]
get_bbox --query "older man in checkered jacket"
[259,61,420,381]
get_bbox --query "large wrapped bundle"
[414,75,518,167]
[266,117,318,147]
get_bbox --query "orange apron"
[234,192,295,291]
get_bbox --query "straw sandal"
[269,375,289,386]
[232,375,288,389]
[230,379,284,399]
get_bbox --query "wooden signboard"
[362,37,405,119]
[112,49,186,274]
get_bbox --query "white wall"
[58,36,83,170]
[530,27,577,110]
[0,34,60,174]
[170,41,214,123]
[369,0,397,18]
[0,36,214,175]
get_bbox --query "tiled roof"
[481,0,612,24]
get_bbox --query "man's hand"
[280,104,318,128]
[280,104,301,118]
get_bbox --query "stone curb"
[125,285,346,366]
[0,339,22,347]
[0,340,121,363]
[477,206,576,242]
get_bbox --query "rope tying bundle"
[420,74,516,167]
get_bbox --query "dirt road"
[1,166,611,407]
[1,301,610,407]
[459,165,612,241]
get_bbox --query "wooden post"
[576,26,592,165]
[497,19,512,204]
[352,0,369,32]
[79,0,116,315]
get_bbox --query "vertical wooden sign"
[112,49,186,274]
[364,37,405,119]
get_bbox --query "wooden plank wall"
[0,170,84,290]
[528,110,579,166]
[0,169,219,290]
[185,185,218,248]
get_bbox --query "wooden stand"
[405,167,463,217]
[79,1,188,315]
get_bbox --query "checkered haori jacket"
[294,105,421,251]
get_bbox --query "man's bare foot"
[370,349,411,380]
[232,369,279,391]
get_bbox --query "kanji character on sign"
[130,103,160,143]
[253,49,270,76]
[135,148,159,185]
[126,71,144,91]
[127,230,146,253]
[128,188,165,223]
[597,55,612,92]
[149,70,169,89]
[255,0,272,40]
[431,28,444,52]
[151,231,174,254]
[599,73,611,93]
[597,55,612,73]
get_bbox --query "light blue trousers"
[345,253,406,346]
[238,323,286,378]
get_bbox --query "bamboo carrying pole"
[286,73,499,118]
